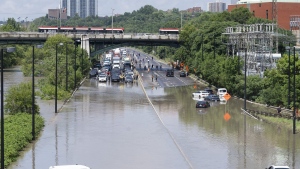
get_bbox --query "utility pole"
[59,0,62,28]
[272,0,278,53]
[181,12,183,30]
[112,8,115,35]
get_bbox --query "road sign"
[224,112,231,121]
[223,93,231,101]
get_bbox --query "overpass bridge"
[0,32,180,57]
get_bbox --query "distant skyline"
[0,0,232,22]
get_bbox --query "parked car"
[179,71,186,77]
[111,72,120,82]
[196,101,210,108]
[124,75,133,83]
[166,69,174,77]
[102,65,111,72]
[204,88,214,94]
[98,74,107,82]
[192,90,210,99]
[265,165,290,169]
[205,94,220,101]
[89,68,98,78]
[126,71,134,78]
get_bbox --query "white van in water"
[217,88,227,97]
[49,165,90,169]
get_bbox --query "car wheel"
[199,95,201,99]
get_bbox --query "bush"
[1,113,44,167]
[4,82,40,115]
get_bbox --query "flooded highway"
[4,67,300,169]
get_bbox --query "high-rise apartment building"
[207,1,226,12]
[62,0,98,18]
[231,0,238,4]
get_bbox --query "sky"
[0,0,232,22]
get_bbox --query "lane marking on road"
[137,76,194,169]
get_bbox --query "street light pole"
[1,47,15,169]
[181,12,183,30]
[55,44,58,113]
[81,42,83,76]
[32,46,35,140]
[244,48,247,110]
[74,43,77,90]
[66,43,68,91]
[293,47,296,134]
[1,48,4,169]
[214,34,216,59]
[202,34,204,61]
[32,45,43,140]
[288,46,291,109]
[112,8,114,35]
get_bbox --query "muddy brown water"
[3,68,300,169]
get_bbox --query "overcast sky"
[0,0,232,22]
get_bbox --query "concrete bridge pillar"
[81,36,90,57]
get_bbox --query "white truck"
[105,53,112,60]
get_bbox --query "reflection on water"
[4,69,300,169]
[147,85,300,169]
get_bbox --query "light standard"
[74,40,80,90]
[181,12,183,30]
[244,48,247,110]
[1,47,16,169]
[292,46,297,134]
[286,46,291,109]
[81,42,83,76]
[202,34,204,61]
[55,43,63,113]
[65,43,68,91]
[25,17,28,30]
[32,45,43,140]
[112,8,115,35]
[213,34,216,59]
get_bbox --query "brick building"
[48,9,67,20]
[228,1,300,30]
[186,7,203,13]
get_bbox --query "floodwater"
[4,69,300,169]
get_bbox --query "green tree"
[230,7,253,24]
[0,18,25,31]
[21,35,89,99]
[4,82,40,115]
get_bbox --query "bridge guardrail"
[0,32,179,40]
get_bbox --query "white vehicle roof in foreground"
[49,165,90,169]
[273,166,289,168]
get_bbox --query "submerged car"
[196,101,210,108]
[205,94,220,101]
[204,88,214,94]
[98,74,107,82]
[192,90,210,99]
[89,68,98,78]
[166,69,174,77]
[111,72,120,82]
[124,75,133,83]
[179,71,186,77]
